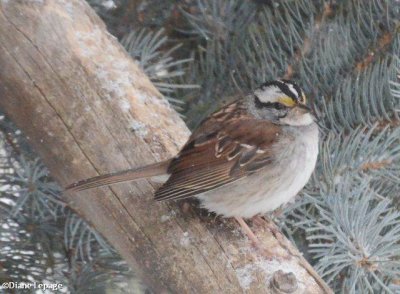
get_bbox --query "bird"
[66,79,319,244]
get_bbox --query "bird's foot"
[234,216,261,248]
[234,216,275,257]
[252,215,267,227]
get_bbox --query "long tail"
[65,160,171,192]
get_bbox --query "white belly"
[197,124,319,218]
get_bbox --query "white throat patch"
[280,112,314,126]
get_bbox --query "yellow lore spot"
[278,96,296,107]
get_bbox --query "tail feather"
[65,160,171,192]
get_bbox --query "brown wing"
[154,101,282,201]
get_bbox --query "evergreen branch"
[283,1,334,80]
[7,157,65,219]
[323,53,399,132]
[64,211,113,263]
[120,28,197,109]
[180,0,256,42]
[308,125,400,199]
[304,177,400,293]
[235,0,321,90]
[0,215,64,284]
[298,0,399,98]
[58,249,139,294]
[355,31,395,72]
[0,115,134,292]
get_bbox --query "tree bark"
[0,1,331,293]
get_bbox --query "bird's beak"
[296,104,312,112]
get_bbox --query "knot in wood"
[270,270,298,293]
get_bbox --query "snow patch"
[159,211,177,224]
[64,1,74,15]
[95,66,130,99]
[119,98,131,112]
[101,0,116,10]
[129,120,148,137]
[160,215,171,223]
[22,0,44,3]
[135,91,149,104]
[235,264,254,289]
[234,258,307,291]
[75,27,134,100]
[180,232,191,247]
[333,173,342,185]
[75,30,98,58]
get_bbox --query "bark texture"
[0,1,331,293]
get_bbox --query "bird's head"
[248,79,314,126]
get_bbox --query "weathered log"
[0,1,331,293]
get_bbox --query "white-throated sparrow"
[66,79,319,241]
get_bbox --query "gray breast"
[197,122,319,218]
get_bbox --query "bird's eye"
[273,103,286,110]
[258,101,287,110]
